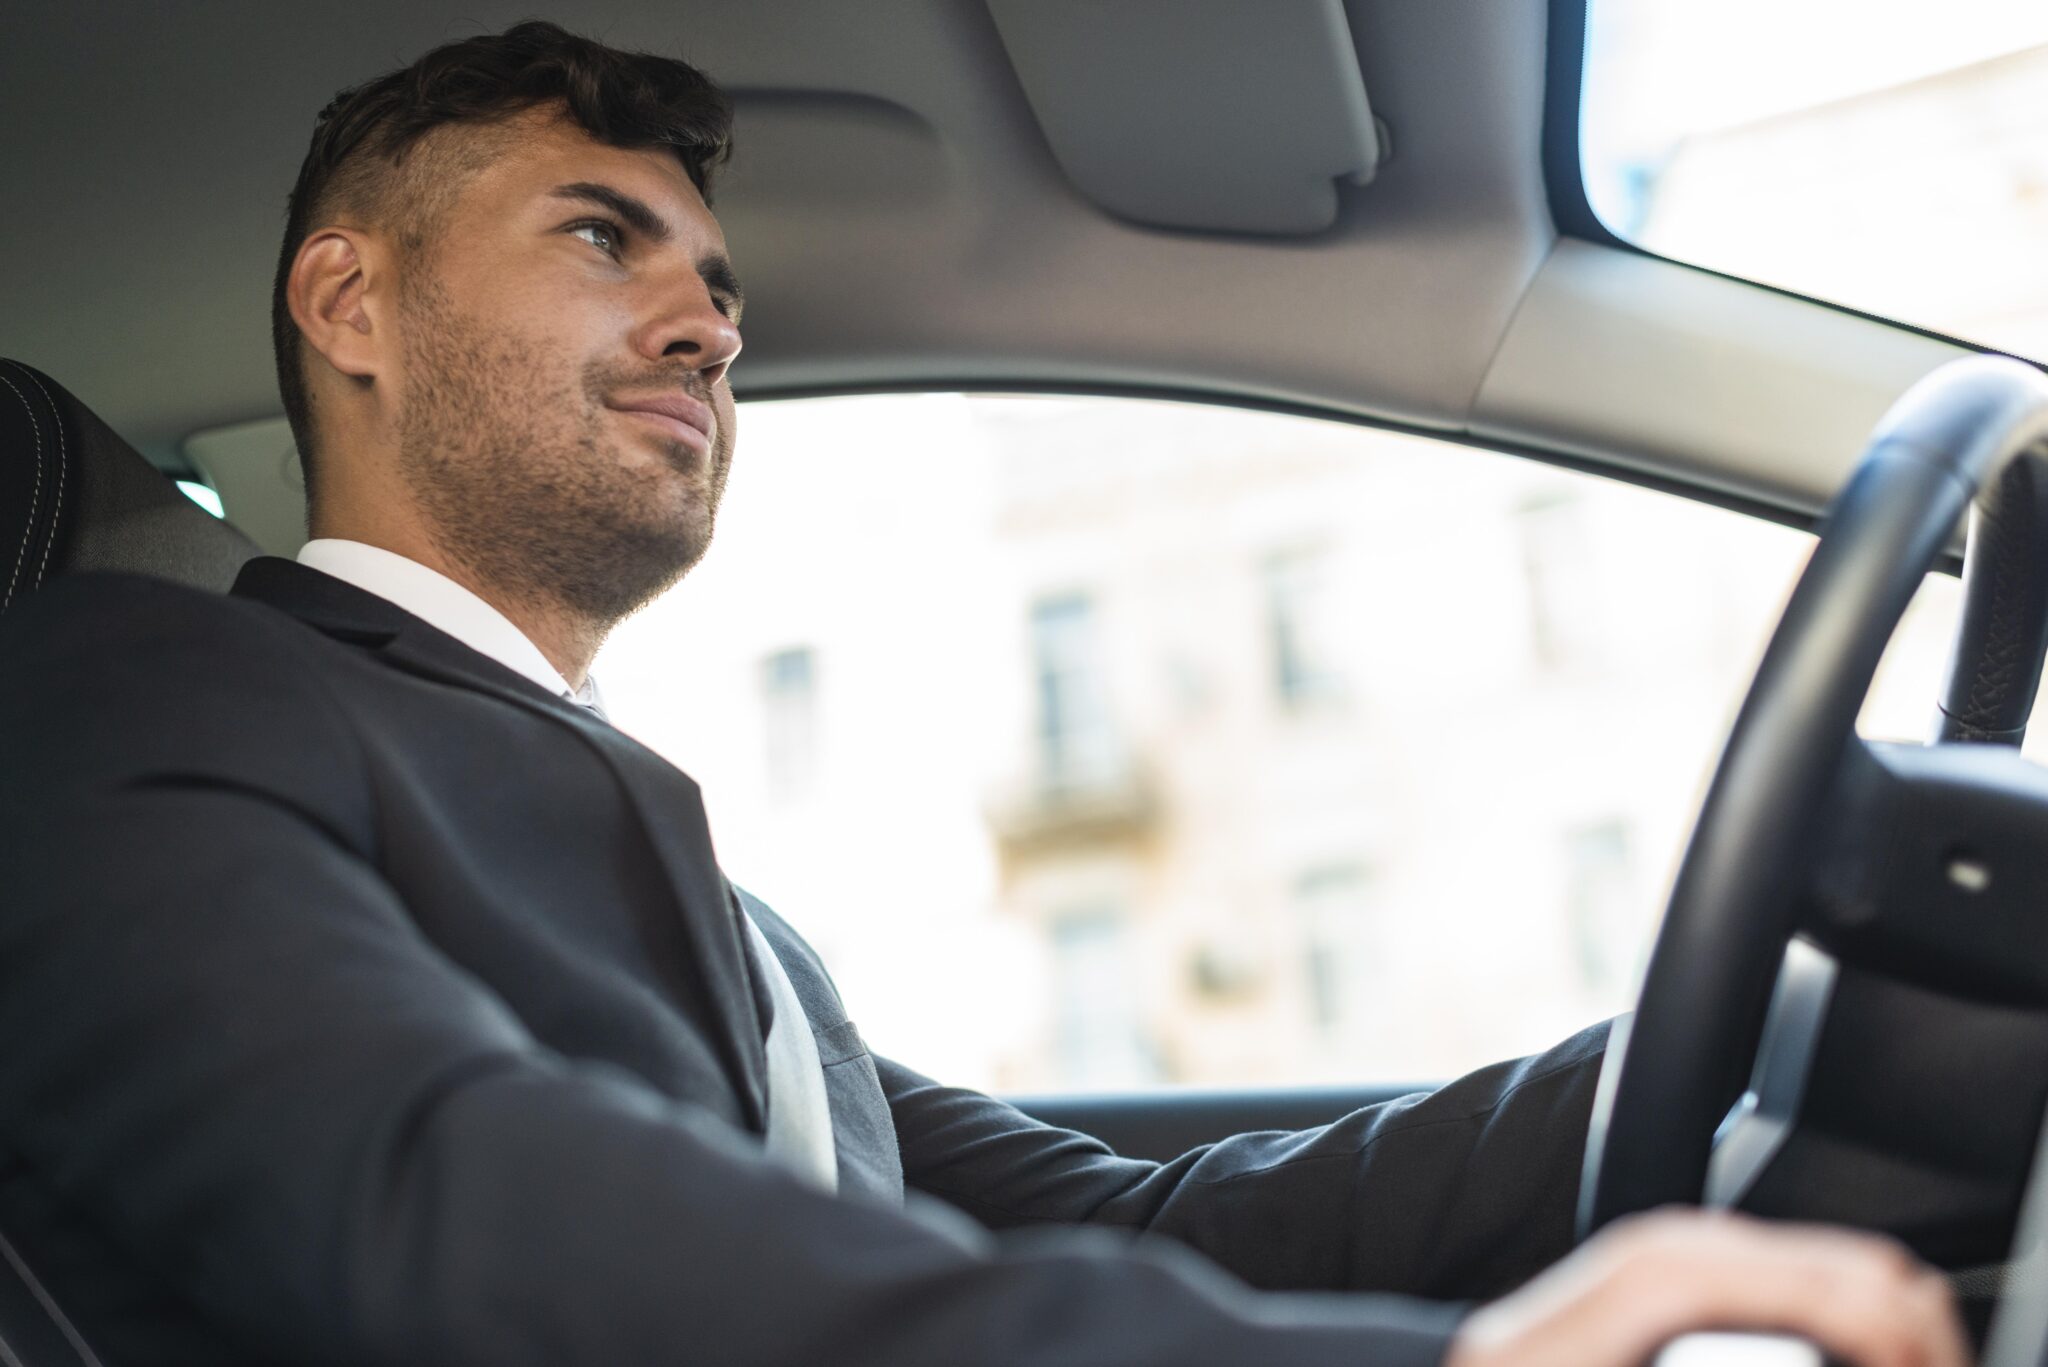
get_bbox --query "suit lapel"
[230,556,770,1132]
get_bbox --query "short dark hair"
[270,20,734,505]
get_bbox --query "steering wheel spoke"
[1810,739,2048,1005]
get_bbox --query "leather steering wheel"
[1578,355,2048,1239]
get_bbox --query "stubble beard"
[392,269,731,630]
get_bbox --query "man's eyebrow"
[547,181,672,244]
[698,255,747,318]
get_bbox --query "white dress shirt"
[295,538,839,1190]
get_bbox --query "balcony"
[983,749,1162,860]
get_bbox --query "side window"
[595,393,1956,1091]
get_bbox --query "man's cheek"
[715,404,737,467]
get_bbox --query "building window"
[1048,905,1157,1087]
[1294,863,1380,1039]
[1262,548,1346,710]
[1563,821,1637,994]
[759,646,818,801]
[1030,593,1118,789]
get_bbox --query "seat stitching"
[0,1227,103,1367]
[0,366,45,611]
[18,368,69,593]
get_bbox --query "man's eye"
[571,221,623,258]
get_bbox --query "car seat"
[0,357,258,618]
[0,357,261,1363]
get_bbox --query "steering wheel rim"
[1577,355,2048,1239]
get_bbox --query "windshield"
[1581,0,2048,362]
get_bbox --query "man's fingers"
[1620,1214,1968,1367]
[1769,1230,1964,1367]
[1445,1210,1971,1367]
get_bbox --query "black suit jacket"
[0,560,1606,1367]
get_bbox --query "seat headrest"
[0,358,258,615]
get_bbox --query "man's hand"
[1444,1209,1969,1367]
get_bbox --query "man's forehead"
[464,112,718,230]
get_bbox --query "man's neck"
[306,520,603,688]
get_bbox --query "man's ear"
[288,229,385,384]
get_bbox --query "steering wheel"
[1578,354,2048,1240]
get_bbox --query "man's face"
[390,111,745,623]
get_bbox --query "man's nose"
[633,273,742,384]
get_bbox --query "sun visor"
[986,0,1384,235]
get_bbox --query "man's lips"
[608,392,714,456]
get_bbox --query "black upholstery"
[0,1220,99,1367]
[0,358,258,616]
[1,359,262,1365]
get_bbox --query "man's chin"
[546,545,701,622]
[621,507,718,588]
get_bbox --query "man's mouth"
[607,392,714,457]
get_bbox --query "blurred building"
[599,393,1817,1094]
[962,399,1806,1091]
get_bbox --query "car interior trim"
[1983,1096,2048,1366]
[1702,938,1840,1210]
[985,0,1384,234]
[1471,240,1971,520]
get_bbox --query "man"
[0,21,1968,1367]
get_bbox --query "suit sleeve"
[878,1022,1608,1302]
[0,577,1463,1367]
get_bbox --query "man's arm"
[880,1023,1606,1301]
[0,578,1463,1367]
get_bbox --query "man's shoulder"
[0,571,360,769]
[0,570,321,676]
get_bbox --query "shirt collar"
[295,538,605,711]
